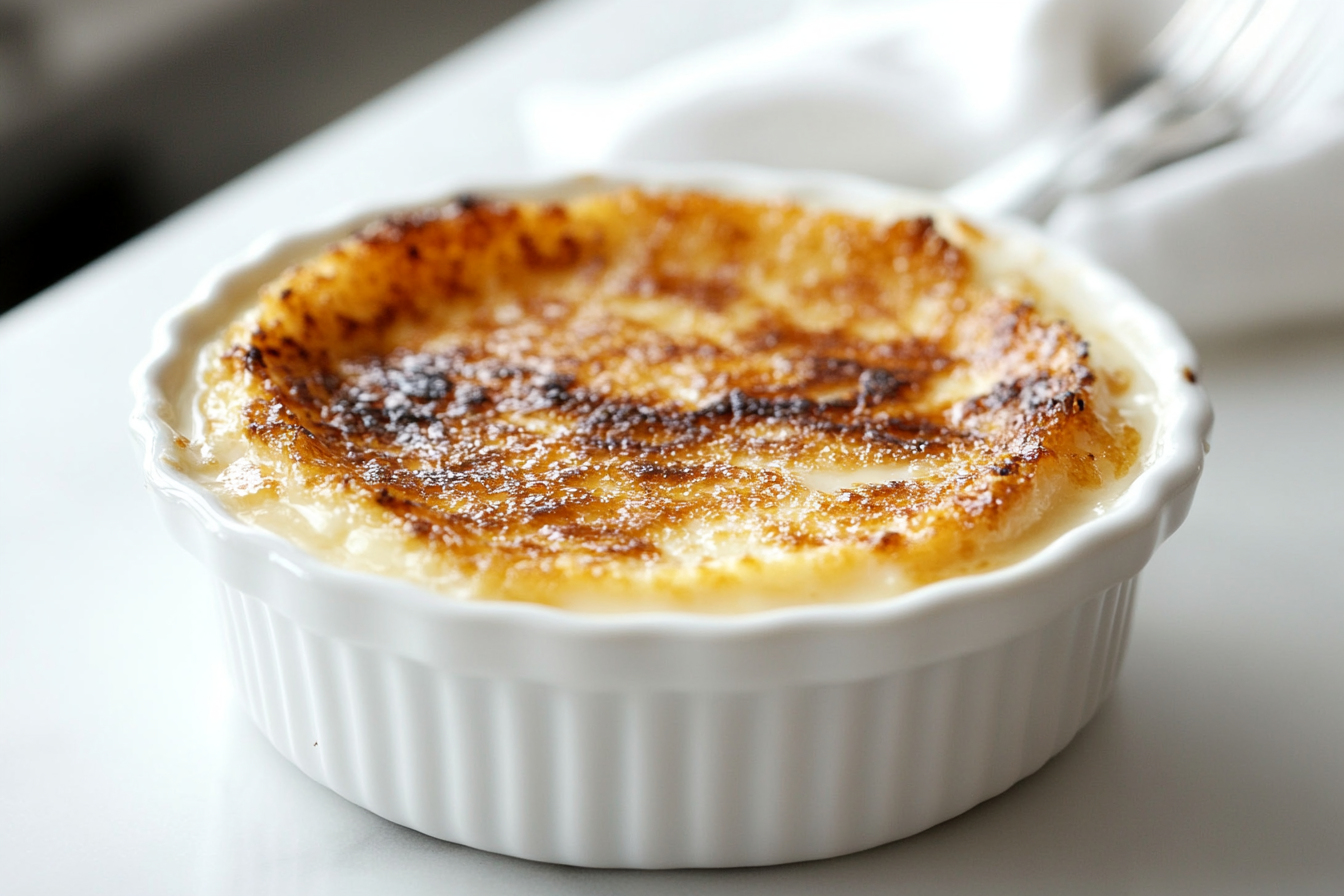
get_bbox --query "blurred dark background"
[0,0,538,315]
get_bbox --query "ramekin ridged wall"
[131,165,1212,868]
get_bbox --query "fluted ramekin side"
[216,575,1137,867]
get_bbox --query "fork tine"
[1212,0,1305,91]
[1157,0,1259,90]
[1199,0,1334,123]
[1235,0,1338,122]
[1144,0,1226,74]
[1102,0,1253,107]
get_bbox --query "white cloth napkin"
[521,0,1344,336]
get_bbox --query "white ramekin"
[130,165,1212,868]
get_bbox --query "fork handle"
[946,82,1240,223]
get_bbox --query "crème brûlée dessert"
[185,189,1148,613]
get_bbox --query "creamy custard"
[183,190,1147,612]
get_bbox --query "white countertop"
[3,0,1342,891]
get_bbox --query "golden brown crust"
[201,190,1140,607]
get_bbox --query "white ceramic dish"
[130,164,1211,868]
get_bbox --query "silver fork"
[945,0,1337,222]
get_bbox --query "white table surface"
[3,0,1343,892]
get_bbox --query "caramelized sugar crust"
[200,190,1140,609]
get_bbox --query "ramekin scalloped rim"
[130,163,1212,865]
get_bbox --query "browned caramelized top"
[201,189,1140,609]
